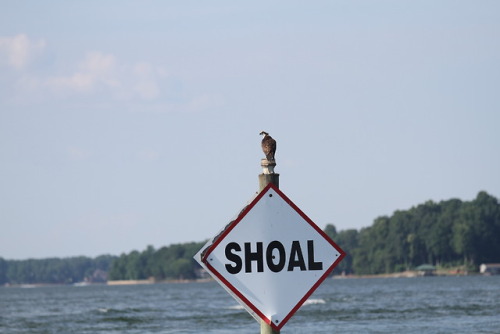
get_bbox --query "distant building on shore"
[479,263,500,275]
[415,264,436,276]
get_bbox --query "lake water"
[1,275,499,333]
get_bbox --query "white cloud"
[2,34,222,112]
[45,51,118,94]
[132,62,167,100]
[81,51,116,74]
[0,34,46,69]
[134,80,160,100]
[42,52,167,101]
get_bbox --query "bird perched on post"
[259,131,276,162]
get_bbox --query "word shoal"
[224,240,323,274]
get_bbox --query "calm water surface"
[1,275,499,333]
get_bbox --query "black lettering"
[245,242,264,273]
[225,242,242,274]
[266,241,286,272]
[307,240,323,270]
[287,241,306,271]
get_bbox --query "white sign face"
[195,183,345,331]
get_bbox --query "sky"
[1,1,499,260]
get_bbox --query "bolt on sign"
[195,183,345,331]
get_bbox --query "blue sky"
[1,1,499,259]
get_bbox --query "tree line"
[0,242,205,285]
[108,242,205,281]
[0,255,115,285]
[2,191,499,285]
[326,191,500,275]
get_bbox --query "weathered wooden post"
[259,159,279,191]
[259,157,280,334]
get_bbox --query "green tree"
[324,224,337,239]
[334,229,358,274]
[170,258,196,279]
[0,257,8,285]
[453,203,476,266]
[108,254,128,280]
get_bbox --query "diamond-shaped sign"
[195,183,345,331]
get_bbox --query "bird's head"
[259,131,269,137]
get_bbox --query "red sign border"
[201,183,346,331]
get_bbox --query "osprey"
[259,131,276,161]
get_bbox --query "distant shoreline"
[335,268,475,279]
[4,271,480,288]
[106,278,213,285]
